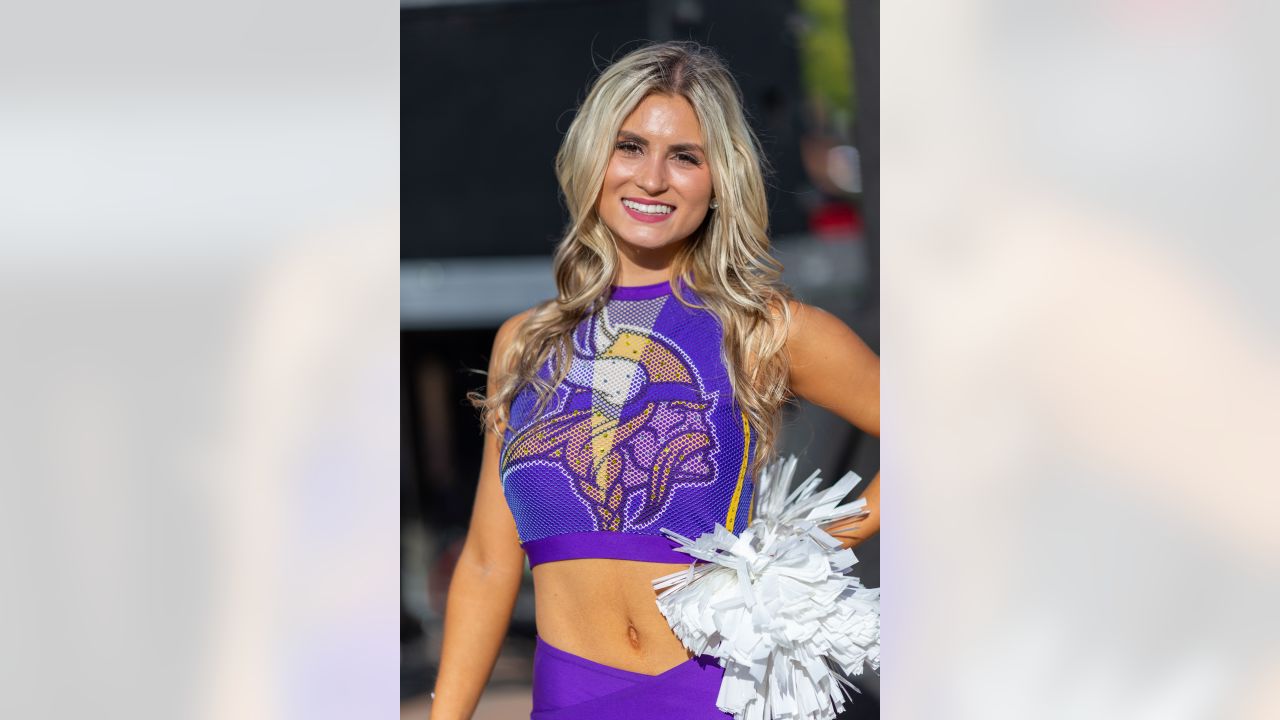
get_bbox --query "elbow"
[458,538,525,581]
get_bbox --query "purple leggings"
[530,635,734,719]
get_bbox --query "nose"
[634,153,668,195]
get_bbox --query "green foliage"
[797,0,856,128]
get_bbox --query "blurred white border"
[0,0,398,717]
[883,1,1280,718]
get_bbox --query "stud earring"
[709,198,719,210]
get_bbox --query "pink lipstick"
[621,197,675,224]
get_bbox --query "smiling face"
[596,93,715,266]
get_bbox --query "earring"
[709,198,719,210]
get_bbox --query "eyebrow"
[617,130,705,156]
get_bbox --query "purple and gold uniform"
[500,278,758,569]
[500,278,750,718]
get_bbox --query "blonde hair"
[470,40,794,478]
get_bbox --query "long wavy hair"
[470,40,794,477]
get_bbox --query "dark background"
[402,0,811,259]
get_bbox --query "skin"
[596,93,715,287]
[430,94,880,717]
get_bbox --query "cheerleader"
[431,41,880,719]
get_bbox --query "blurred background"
[400,0,881,716]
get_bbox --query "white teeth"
[622,199,674,215]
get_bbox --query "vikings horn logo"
[501,303,718,531]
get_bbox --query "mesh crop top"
[499,278,757,567]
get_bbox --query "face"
[596,93,715,257]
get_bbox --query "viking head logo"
[501,304,718,531]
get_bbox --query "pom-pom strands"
[652,456,880,720]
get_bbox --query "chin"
[615,232,684,254]
[598,206,693,254]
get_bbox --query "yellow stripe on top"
[724,410,751,532]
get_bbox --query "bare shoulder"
[487,305,542,384]
[782,299,853,347]
[779,299,880,436]
[494,306,538,353]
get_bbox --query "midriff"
[531,558,697,675]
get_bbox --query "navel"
[626,621,642,650]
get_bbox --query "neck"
[613,239,685,286]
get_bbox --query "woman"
[431,41,880,719]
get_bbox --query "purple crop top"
[499,279,757,567]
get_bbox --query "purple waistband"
[522,531,700,568]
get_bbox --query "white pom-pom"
[653,455,879,720]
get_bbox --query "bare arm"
[429,311,531,720]
[784,301,881,549]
